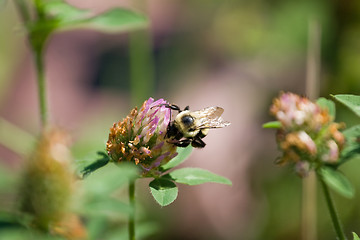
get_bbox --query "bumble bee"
[162,104,230,148]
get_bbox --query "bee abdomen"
[199,129,209,138]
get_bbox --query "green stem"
[33,45,48,127]
[34,0,46,20]
[14,0,49,127]
[129,179,136,240]
[129,30,154,107]
[13,0,31,23]
[318,174,347,240]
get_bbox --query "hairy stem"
[319,174,347,240]
[129,179,136,240]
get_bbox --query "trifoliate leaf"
[332,94,360,118]
[262,121,282,129]
[149,178,178,206]
[320,167,355,198]
[317,97,336,119]
[339,124,360,165]
[168,167,232,186]
[161,146,193,171]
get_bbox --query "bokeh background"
[1,0,360,239]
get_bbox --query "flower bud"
[18,127,86,239]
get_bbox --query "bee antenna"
[152,103,182,112]
[168,104,181,112]
[150,104,170,110]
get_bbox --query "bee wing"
[192,106,230,129]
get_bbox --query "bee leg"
[166,123,183,139]
[191,137,206,148]
[171,139,191,148]
[184,106,190,110]
[198,129,208,139]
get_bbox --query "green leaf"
[353,232,360,240]
[342,124,360,139]
[320,167,354,198]
[338,124,360,165]
[0,229,63,239]
[43,0,148,33]
[0,118,36,156]
[161,146,193,171]
[80,151,110,178]
[43,0,89,22]
[168,167,232,186]
[262,121,282,129]
[316,97,336,119]
[82,163,138,196]
[332,94,360,118]
[149,178,178,206]
[79,164,138,218]
[81,8,148,33]
[104,222,160,240]
[82,198,132,217]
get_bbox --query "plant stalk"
[129,179,136,240]
[33,45,48,127]
[302,172,317,240]
[15,0,49,127]
[302,19,321,240]
[13,0,31,23]
[129,30,154,107]
[319,175,347,240]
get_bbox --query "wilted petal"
[297,131,317,155]
[295,161,310,178]
[322,140,339,163]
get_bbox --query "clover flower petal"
[106,98,177,177]
[271,92,330,132]
[270,92,345,177]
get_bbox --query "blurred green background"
[1,0,360,239]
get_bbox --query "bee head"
[181,115,194,126]
[174,111,199,137]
